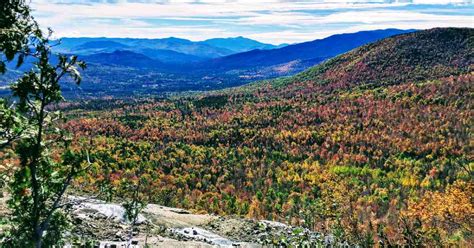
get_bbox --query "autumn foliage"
[56,28,474,246]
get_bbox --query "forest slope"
[276,27,472,90]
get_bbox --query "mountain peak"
[200,37,279,53]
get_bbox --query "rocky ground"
[1,196,340,247]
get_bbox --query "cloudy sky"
[32,0,473,44]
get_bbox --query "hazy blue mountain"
[54,37,235,58]
[199,36,286,53]
[53,36,289,60]
[81,50,166,69]
[52,38,97,53]
[114,37,235,58]
[135,48,205,64]
[198,29,416,71]
[74,40,130,52]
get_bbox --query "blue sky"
[32,0,473,44]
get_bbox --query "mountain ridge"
[195,28,415,72]
[81,50,166,69]
[199,36,283,53]
[54,36,280,59]
[275,27,472,91]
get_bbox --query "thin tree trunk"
[34,229,43,248]
[32,98,46,248]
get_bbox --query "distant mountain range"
[53,36,285,63]
[198,29,414,72]
[65,29,414,72]
[2,29,417,97]
[82,50,166,69]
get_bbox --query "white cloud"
[30,0,474,43]
[236,10,473,26]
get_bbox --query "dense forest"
[54,28,474,246]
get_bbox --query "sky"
[31,0,474,44]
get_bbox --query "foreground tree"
[1,0,87,247]
[0,0,36,74]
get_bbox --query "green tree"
[1,0,37,73]
[121,162,150,247]
[1,0,87,247]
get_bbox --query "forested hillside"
[61,28,473,246]
[281,28,472,89]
